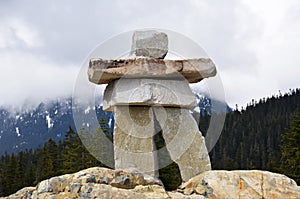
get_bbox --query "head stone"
[130,30,168,59]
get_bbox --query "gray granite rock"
[130,30,168,59]
[153,107,211,182]
[4,168,300,199]
[37,180,52,194]
[103,78,197,111]
[113,106,159,178]
[88,57,216,84]
[179,170,300,199]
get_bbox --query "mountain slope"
[0,99,113,154]
[0,94,223,155]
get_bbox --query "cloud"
[0,50,78,107]
[0,0,299,109]
[0,17,41,49]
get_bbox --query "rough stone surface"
[179,170,300,199]
[130,30,168,59]
[103,78,197,111]
[153,107,211,182]
[36,180,52,194]
[4,187,36,199]
[112,105,210,182]
[167,191,206,199]
[114,106,159,178]
[3,168,300,199]
[88,57,216,84]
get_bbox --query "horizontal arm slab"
[88,58,216,84]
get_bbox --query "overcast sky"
[0,0,299,109]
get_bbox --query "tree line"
[0,126,106,196]
[206,88,300,182]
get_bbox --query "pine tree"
[36,146,54,182]
[60,126,82,173]
[24,161,36,186]
[79,117,115,169]
[99,117,112,141]
[44,139,60,174]
[0,159,3,196]
[15,152,25,190]
[6,154,17,195]
[279,112,300,183]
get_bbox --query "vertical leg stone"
[153,107,211,182]
[113,106,158,178]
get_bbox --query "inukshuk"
[88,30,216,182]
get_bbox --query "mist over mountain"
[0,93,227,155]
[0,98,112,155]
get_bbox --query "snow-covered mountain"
[0,98,113,155]
[0,94,231,155]
[194,93,233,115]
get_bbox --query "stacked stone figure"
[88,30,216,182]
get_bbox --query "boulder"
[179,170,300,199]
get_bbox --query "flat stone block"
[103,78,197,111]
[88,57,216,84]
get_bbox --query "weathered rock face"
[3,168,300,199]
[130,30,168,59]
[178,170,300,199]
[113,106,159,178]
[88,58,216,84]
[4,167,164,199]
[153,107,211,182]
[103,78,197,111]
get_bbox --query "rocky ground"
[1,167,300,199]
